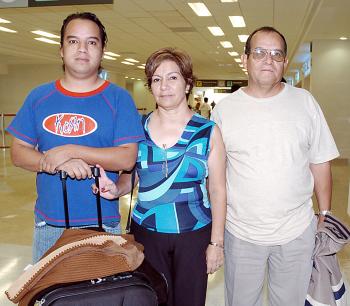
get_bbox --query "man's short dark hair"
[60,12,108,49]
[244,26,287,56]
[204,97,208,103]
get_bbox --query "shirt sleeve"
[210,106,222,128]
[6,90,38,146]
[309,99,339,164]
[113,89,145,146]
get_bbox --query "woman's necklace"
[162,143,168,178]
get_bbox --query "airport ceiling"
[0,0,349,81]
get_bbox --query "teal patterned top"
[132,113,215,233]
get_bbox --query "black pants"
[131,221,211,306]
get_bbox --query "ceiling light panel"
[104,51,120,57]
[34,37,60,45]
[228,51,239,56]
[234,58,242,63]
[0,26,17,33]
[229,16,246,28]
[31,30,59,38]
[220,41,233,48]
[220,0,238,2]
[238,34,249,42]
[103,55,117,60]
[0,18,11,23]
[208,26,224,36]
[124,58,139,63]
[339,37,348,40]
[121,61,135,65]
[188,3,212,16]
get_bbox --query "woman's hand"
[91,165,119,200]
[206,243,224,274]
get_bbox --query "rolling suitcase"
[30,167,159,306]
[32,272,158,306]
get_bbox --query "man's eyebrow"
[65,35,100,41]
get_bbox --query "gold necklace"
[162,144,168,178]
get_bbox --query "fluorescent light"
[34,37,60,44]
[339,37,348,40]
[131,77,135,80]
[228,51,239,56]
[137,66,145,69]
[238,34,249,42]
[125,76,129,78]
[188,3,212,16]
[104,51,120,57]
[0,26,17,33]
[208,26,224,36]
[229,16,246,27]
[124,58,139,63]
[239,64,243,67]
[121,61,135,65]
[103,55,117,60]
[220,41,233,48]
[31,30,59,38]
[0,18,11,23]
[220,0,238,2]
[234,58,242,63]
[137,79,141,81]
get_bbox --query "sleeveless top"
[132,113,215,233]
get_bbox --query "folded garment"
[306,214,350,306]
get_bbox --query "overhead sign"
[29,0,113,6]
[0,0,113,8]
[0,0,28,8]
[196,79,247,88]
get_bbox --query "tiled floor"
[0,150,349,306]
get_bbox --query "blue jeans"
[33,215,121,263]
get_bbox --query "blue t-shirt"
[132,113,215,233]
[7,80,145,226]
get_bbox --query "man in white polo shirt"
[211,26,339,306]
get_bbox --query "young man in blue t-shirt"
[7,12,144,263]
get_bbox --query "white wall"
[132,80,154,114]
[0,64,144,114]
[0,64,61,114]
[310,39,350,158]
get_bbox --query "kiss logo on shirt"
[42,113,97,137]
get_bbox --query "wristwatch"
[319,210,331,216]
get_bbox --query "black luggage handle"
[59,166,102,230]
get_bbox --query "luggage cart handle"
[59,166,102,230]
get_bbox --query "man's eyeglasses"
[248,48,286,62]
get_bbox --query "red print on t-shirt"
[42,113,97,137]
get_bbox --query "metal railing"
[0,113,15,150]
